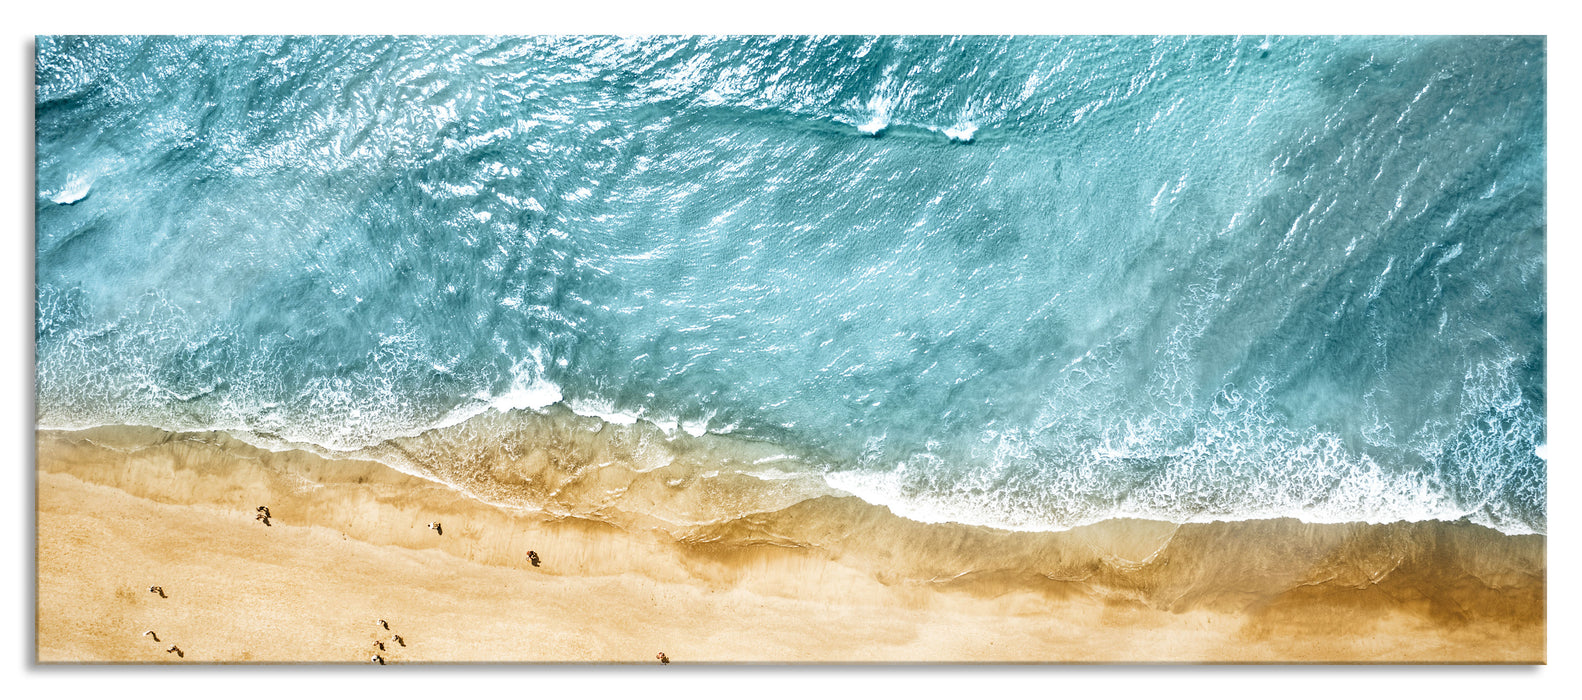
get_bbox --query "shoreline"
[36,425,1546,663]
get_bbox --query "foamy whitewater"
[35,36,1545,535]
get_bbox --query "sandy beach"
[36,426,1545,664]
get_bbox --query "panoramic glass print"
[36,35,1544,663]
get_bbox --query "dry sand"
[36,426,1545,663]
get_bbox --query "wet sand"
[36,426,1544,663]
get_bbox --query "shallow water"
[35,36,1545,534]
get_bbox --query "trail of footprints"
[129,506,685,663]
[368,619,406,664]
[132,506,573,664]
[140,586,182,659]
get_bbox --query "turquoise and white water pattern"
[35,36,1545,533]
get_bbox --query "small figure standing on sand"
[371,654,385,665]
[377,619,389,630]
[428,522,443,535]
[373,640,385,651]
[255,506,272,526]
[656,652,669,664]
[143,630,159,642]
[526,550,540,567]
[166,645,183,658]
[392,634,405,647]
[148,585,165,598]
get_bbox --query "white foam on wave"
[489,377,563,412]
[50,175,92,205]
[495,362,564,413]
[856,89,893,136]
[824,459,1482,535]
[557,398,715,439]
[742,466,813,482]
[431,352,565,432]
[857,115,889,136]
[825,364,1545,536]
[942,123,977,142]
[751,454,795,465]
[567,397,641,426]
[824,467,1058,531]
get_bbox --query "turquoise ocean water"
[35,36,1545,534]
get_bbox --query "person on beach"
[377,619,389,630]
[143,630,158,642]
[428,522,442,535]
[527,550,540,567]
[166,645,182,658]
[392,634,404,647]
[656,652,669,664]
[256,505,272,525]
[374,640,385,651]
[371,654,385,665]
[148,585,165,598]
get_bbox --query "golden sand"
[36,427,1544,663]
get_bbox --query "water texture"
[35,36,1546,534]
